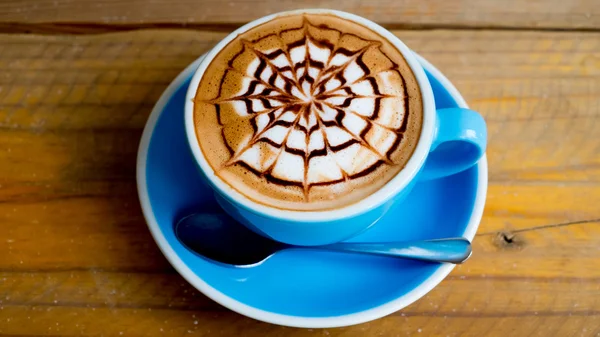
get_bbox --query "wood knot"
[492,231,526,250]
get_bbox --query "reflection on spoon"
[175,211,472,267]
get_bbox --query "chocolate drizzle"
[205,17,415,201]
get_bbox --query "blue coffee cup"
[184,9,487,246]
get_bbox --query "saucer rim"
[136,52,488,328]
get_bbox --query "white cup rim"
[184,9,436,222]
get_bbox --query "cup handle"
[420,108,487,180]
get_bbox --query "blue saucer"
[136,53,487,328]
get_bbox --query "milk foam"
[224,35,406,184]
[193,13,423,210]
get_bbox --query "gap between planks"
[1,22,600,35]
[476,218,600,236]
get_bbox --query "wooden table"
[1,1,599,335]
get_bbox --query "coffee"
[192,13,423,211]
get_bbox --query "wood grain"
[0,29,599,335]
[0,0,599,30]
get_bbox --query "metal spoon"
[175,211,472,267]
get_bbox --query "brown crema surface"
[193,13,423,211]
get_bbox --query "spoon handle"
[320,238,472,264]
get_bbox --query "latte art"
[220,34,406,184]
[194,14,423,210]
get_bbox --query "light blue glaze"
[421,108,488,180]
[144,66,481,317]
[213,180,412,245]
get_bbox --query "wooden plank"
[1,30,599,184]
[2,216,600,335]
[1,305,596,336]
[1,179,598,274]
[0,30,599,335]
[3,269,599,317]
[0,271,598,335]
[0,0,599,29]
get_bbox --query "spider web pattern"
[207,19,411,200]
